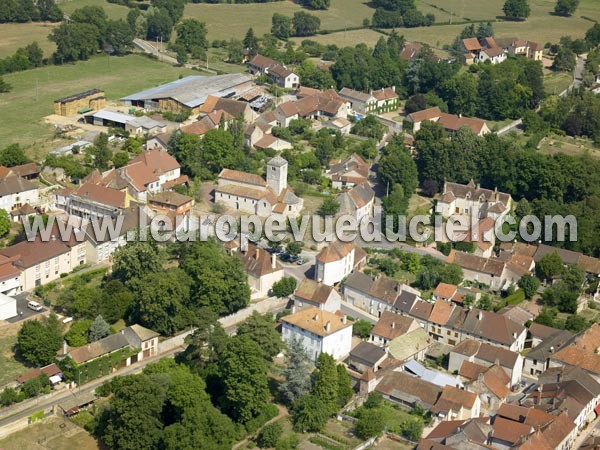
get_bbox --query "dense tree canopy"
[17,315,63,366]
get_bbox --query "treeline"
[0,42,43,75]
[0,0,62,23]
[525,89,600,145]
[271,11,321,38]
[413,121,600,256]
[371,0,434,28]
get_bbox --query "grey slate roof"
[121,74,251,108]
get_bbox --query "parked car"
[296,258,305,265]
[279,253,290,262]
[27,301,43,312]
[288,255,299,263]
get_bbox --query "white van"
[27,301,43,312]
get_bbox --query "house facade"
[315,241,366,286]
[281,307,352,361]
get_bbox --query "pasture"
[184,0,373,41]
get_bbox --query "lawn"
[57,0,130,20]
[538,134,600,159]
[0,328,29,387]
[0,416,102,450]
[543,70,573,96]
[0,22,58,59]
[184,0,374,41]
[0,54,195,154]
[292,29,388,48]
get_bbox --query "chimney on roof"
[392,85,396,92]
[62,340,67,355]
[512,332,517,339]
[476,183,481,190]
[325,321,331,332]
[549,346,555,353]
[313,313,319,321]
[477,311,483,320]
[51,234,56,241]
[391,322,395,329]
[271,253,276,269]
[255,247,260,259]
[342,315,347,324]
[557,372,561,383]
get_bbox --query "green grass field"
[0,332,29,387]
[184,0,373,41]
[0,22,58,59]
[57,0,130,20]
[0,54,195,152]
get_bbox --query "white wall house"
[281,308,352,361]
[315,241,366,286]
[0,176,39,214]
[293,278,342,314]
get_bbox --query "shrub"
[257,422,282,448]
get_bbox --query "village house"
[342,271,421,317]
[449,339,523,386]
[180,110,233,138]
[336,182,375,222]
[529,366,600,431]
[199,95,256,123]
[405,107,491,136]
[315,242,367,286]
[215,157,303,217]
[239,244,284,299]
[338,88,377,115]
[374,370,443,409]
[496,37,544,61]
[247,54,299,88]
[370,311,420,346]
[372,87,399,113]
[0,231,87,291]
[281,307,352,361]
[459,307,527,352]
[66,324,159,367]
[322,117,353,135]
[0,171,39,214]
[400,42,423,61]
[274,94,349,127]
[459,362,511,411]
[243,119,292,151]
[420,417,493,450]
[59,182,127,220]
[145,132,172,152]
[462,36,507,65]
[327,153,370,189]
[293,278,342,313]
[430,385,481,422]
[11,163,41,181]
[549,323,600,381]
[523,327,573,377]
[83,205,146,264]
[348,341,388,374]
[446,250,520,291]
[436,180,512,220]
[0,291,17,320]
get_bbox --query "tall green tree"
[88,315,110,341]
[554,0,579,16]
[236,311,283,360]
[0,144,29,166]
[219,335,270,423]
[243,27,259,56]
[280,336,313,404]
[311,353,338,415]
[292,11,320,37]
[271,13,293,39]
[337,364,353,407]
[503,0,531,20]
[105,20,134,55]
[17,315,63,366]
[292,394,329,432]
[175,19,208,53]
[379,136,418,198]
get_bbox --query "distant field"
[57,0,130,20]
[0,22,57,58]
[184,0,373,41]
[543,70,572,95]
[0,55,195,153]
[292,29,387,48]
[538,135,600,160]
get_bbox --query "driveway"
[5,294,46,323]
